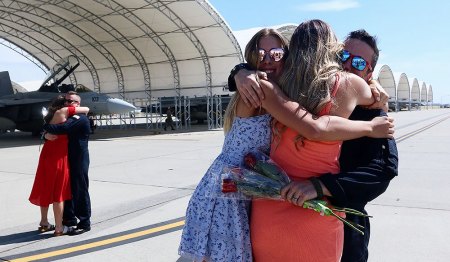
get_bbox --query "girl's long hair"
[44,95,66,124]
[223,28,289,133]
[273,20,344,149]
[278,19,343,115]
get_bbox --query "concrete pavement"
[1,109,450,261]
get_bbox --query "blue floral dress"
[179,114,271,262]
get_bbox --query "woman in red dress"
[29,95,89,236]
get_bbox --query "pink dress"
[251,75,345,262]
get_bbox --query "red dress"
[29,108,74,206]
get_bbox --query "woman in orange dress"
[251,20,381,261]
[29,95,89,236]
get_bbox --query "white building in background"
[373,64,433,111]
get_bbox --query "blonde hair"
[274,20,344,149]
[278,19,343,115]
[223,92,240,132]
[223,28,289,133]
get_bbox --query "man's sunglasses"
[65,99,79,104]
[258,48,285,62]
[340,50,372,71]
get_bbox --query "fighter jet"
[0,56,136,134]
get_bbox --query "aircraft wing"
[0,98,51,107]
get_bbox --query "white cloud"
[298,0,360,12]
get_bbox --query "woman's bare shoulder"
[50,109,67,124]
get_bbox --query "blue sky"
[1,0,450,103]
[210,0,450,104]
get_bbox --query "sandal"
[38,224,55,233]
[53,226,71,237]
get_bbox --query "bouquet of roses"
[221,151,290,200]
[221,151,371,235]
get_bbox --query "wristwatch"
[309,177,324,199]
[227,63,252,92]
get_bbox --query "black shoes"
[62,220,77,227]
[68,227,91,236]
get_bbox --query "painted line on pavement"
[4,218,185,262]
[5,114,449,261]
[396,115,450,143]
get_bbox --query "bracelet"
[309,177,324,199]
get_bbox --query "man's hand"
[369,116,395,139]
[235,69,267,108]
[280,180,317,206]
[366,79,389,111]
[44,133,58,141]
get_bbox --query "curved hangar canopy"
[0,0,242,100]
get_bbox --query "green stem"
[332,207,372,217]
[316,202,365,235]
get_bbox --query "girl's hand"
[368,116,395,139]
[365,80,390,111]
[44,133,58,141]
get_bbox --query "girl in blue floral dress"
[178,29,283,262]
[179,113,271,261]
[179,28,393,262]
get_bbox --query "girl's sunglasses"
[258,48,285,62]
[341,50,372,71]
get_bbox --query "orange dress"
[29,108,75,206]
[251,75,344,262]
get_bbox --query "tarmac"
[1,108,450,262]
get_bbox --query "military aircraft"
[0,55,136,134]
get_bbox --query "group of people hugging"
[179,19,398,262]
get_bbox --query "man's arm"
[227,63,251,92]
[43,116,81,135]
[319,139,398,207]
[281,137,398,206]
[318,108,399,207]
[228,63,267,108]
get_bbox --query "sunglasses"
[65,99,79,104]
[258,48,285,62]
[341,50,372,71]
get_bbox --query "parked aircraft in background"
[0,56,135,134]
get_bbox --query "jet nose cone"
[106,98,136,114]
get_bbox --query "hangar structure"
[0,0,243,129]
[375,64,433,111]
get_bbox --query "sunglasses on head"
[341,50,372,71]
[258,48,285,62]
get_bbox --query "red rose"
[244,153,257,169]
[222,178,237,193]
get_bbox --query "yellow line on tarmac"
[10,220,185,262]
